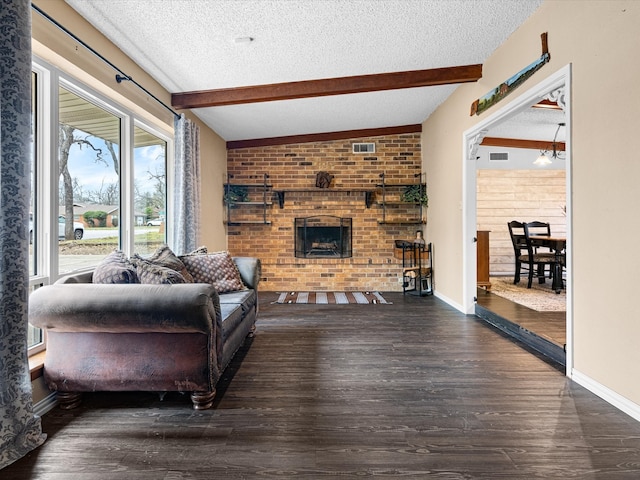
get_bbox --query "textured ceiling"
[491,107,566,142]
[65,0,544,142]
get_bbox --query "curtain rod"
[32,3,181,119]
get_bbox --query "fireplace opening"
[295,216,352,258]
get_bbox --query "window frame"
[125,120,172,254]
[28,57,174,354]
[57,77,126,274]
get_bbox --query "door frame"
[462,64,573,375]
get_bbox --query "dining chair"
[523,221,552,252]
[524,220,555,275]
[507,220,557,288]
[524,221,566,292]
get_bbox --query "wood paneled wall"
[476,169,566,275]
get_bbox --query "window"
[58,85,121,274]
[29,71,38,277]
[133,125,167,255]
[28,71,44,353]
[26,59,172,353]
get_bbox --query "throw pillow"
[181,251,246,293]
[134,257,187,285]
[93,249,138,284]
[179,245,208,257]
[133,244,194,282]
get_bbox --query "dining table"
[529,235,566,294]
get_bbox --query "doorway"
[463,65,573,373]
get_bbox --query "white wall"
[423,0,640,414]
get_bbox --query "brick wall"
[226,134,423,291]
[476,169,566,275]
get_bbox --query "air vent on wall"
[489,152,509,161]
[352,142,375,154]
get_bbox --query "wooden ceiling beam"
[532,99,562,110]
[227,124,422,150]
[481,136,565,151]
[172,64,483,109]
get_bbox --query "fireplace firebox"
[295,216,352,258]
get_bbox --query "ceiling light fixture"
[533,152,552,166]
[534,122,566,166]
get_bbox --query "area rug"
[486,276,566,312]
[273,291,391,305]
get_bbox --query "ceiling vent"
[352,142,375,154]
[489,152,509,161]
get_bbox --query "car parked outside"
[146,218,163,226]
[29,214,84,242]
[59,215,84,240]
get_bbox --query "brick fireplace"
[226,133,423,292]
[295,215,352,258]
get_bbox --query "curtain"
[0,0,47,469]
[173,114,201,254]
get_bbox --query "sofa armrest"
[55,270,94,284]
[233,257,261,290]
[29,283,220,334]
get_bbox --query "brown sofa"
[29,256,260,410]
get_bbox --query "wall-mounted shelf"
[378,219,426,225]
[224,173,272,225]
[273,188,375,208]
[225,220,272,226]
[375,172,427,225]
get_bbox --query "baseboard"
[33,392,57,417]
[571,369,640,422]
[433,290,465,313]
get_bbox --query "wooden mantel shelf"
[273,188,375,208]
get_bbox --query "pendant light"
[534,122,565,165]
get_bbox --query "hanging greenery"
[401,184,428,206]
[224,185,249,204]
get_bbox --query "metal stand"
[396,240,433,296]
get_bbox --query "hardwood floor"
[475,287,566,365]
[7,292,640,479]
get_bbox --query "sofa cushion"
[232,257,261,289]
[93,250,138,284]
[219,302,244,342]
[181,251,246,293]
[134,258,187,284]
[56,271,94,284]
[133,244,194,283]
[218,289,256,313]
